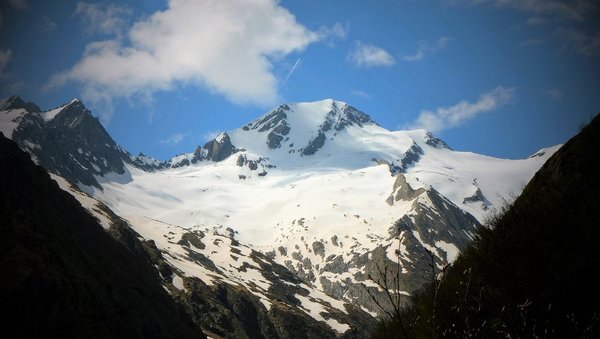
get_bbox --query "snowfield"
[4,97,559,334]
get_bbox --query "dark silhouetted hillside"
[0,134,204,338]
[374,114,600,338]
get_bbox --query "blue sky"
[1,0,599,160]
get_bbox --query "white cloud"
[202,130,221,142]
[319,22,347,40]
[347,42,395,68]
[318,22,348,47]
[409,86,516,133]
[74,2,133,36]
[161,132,188,146]
[350,89,371,99]
[48,0,321,113]
[0,49,12,75]
[401,36,452,62]
[8,0,28,11]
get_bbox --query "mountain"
[0,133,204,338]
[0,96,559,337]
[0,95,133,188]
[374,113,600,338]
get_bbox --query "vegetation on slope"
[374,114,600,338]
[0,134,204,338]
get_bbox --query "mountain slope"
[0,134,203,338]
[376,113,600,337]
[83,99,555,321]
[1,96,560,337]
[1,95,133,187]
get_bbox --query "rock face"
[243,104,291,150]
[376,113,600,338]
[238,99,377,156]
[201,132,240,161]
[0,134,204,338]
[1,95,41,112]
[281,176,481,315]
[1,97,246,182]
[4,97,133,188]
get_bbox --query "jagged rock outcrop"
[8,98,133,188]
[201,132,239,161]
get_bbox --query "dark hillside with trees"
[0,134,203,338]
[374,114,600,338]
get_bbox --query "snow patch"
[435,240,460,263]
[0,108,27,138]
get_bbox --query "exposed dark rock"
[312,241,325,257]
[463,186,489,210]
[424,131,452,150]
[248,160,258,170]
[202,132,239,162]
[373,158,403,176]
[10,99,134,188]
[236,154,246,166]
[267,123,291,149]
[255,105,289,132]
[335,104,375,131]
[132,152,168,171]
[388,174,426,204]
[301,132,326,156]
[399,142,424,172]
[1,95,41,112]
[178,232,207,250]
[331,235,339,247]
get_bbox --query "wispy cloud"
[543,87,563,101]
[8,0,28,11]
[74,2,132,36]
[47,0,324,118]
[347,42,395,68]
[409,86,516,133]
[526,16,546,25]
[281,58,301,88]
[0,49,11,73]
[318,22,348,47]
[461,0,597,22]
[350,89,371,99]
[37,14,57,32]
[401,36,453,62]
[202,130,221,142]
[161,132,188,146]
[519,38,546,47]
[0,48,27,93]
[555,28,600,57]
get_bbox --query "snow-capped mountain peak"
[0,95,41,112]
[38,98,82,122]
[2,95,561,336]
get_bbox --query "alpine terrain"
[0,95,559,337]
